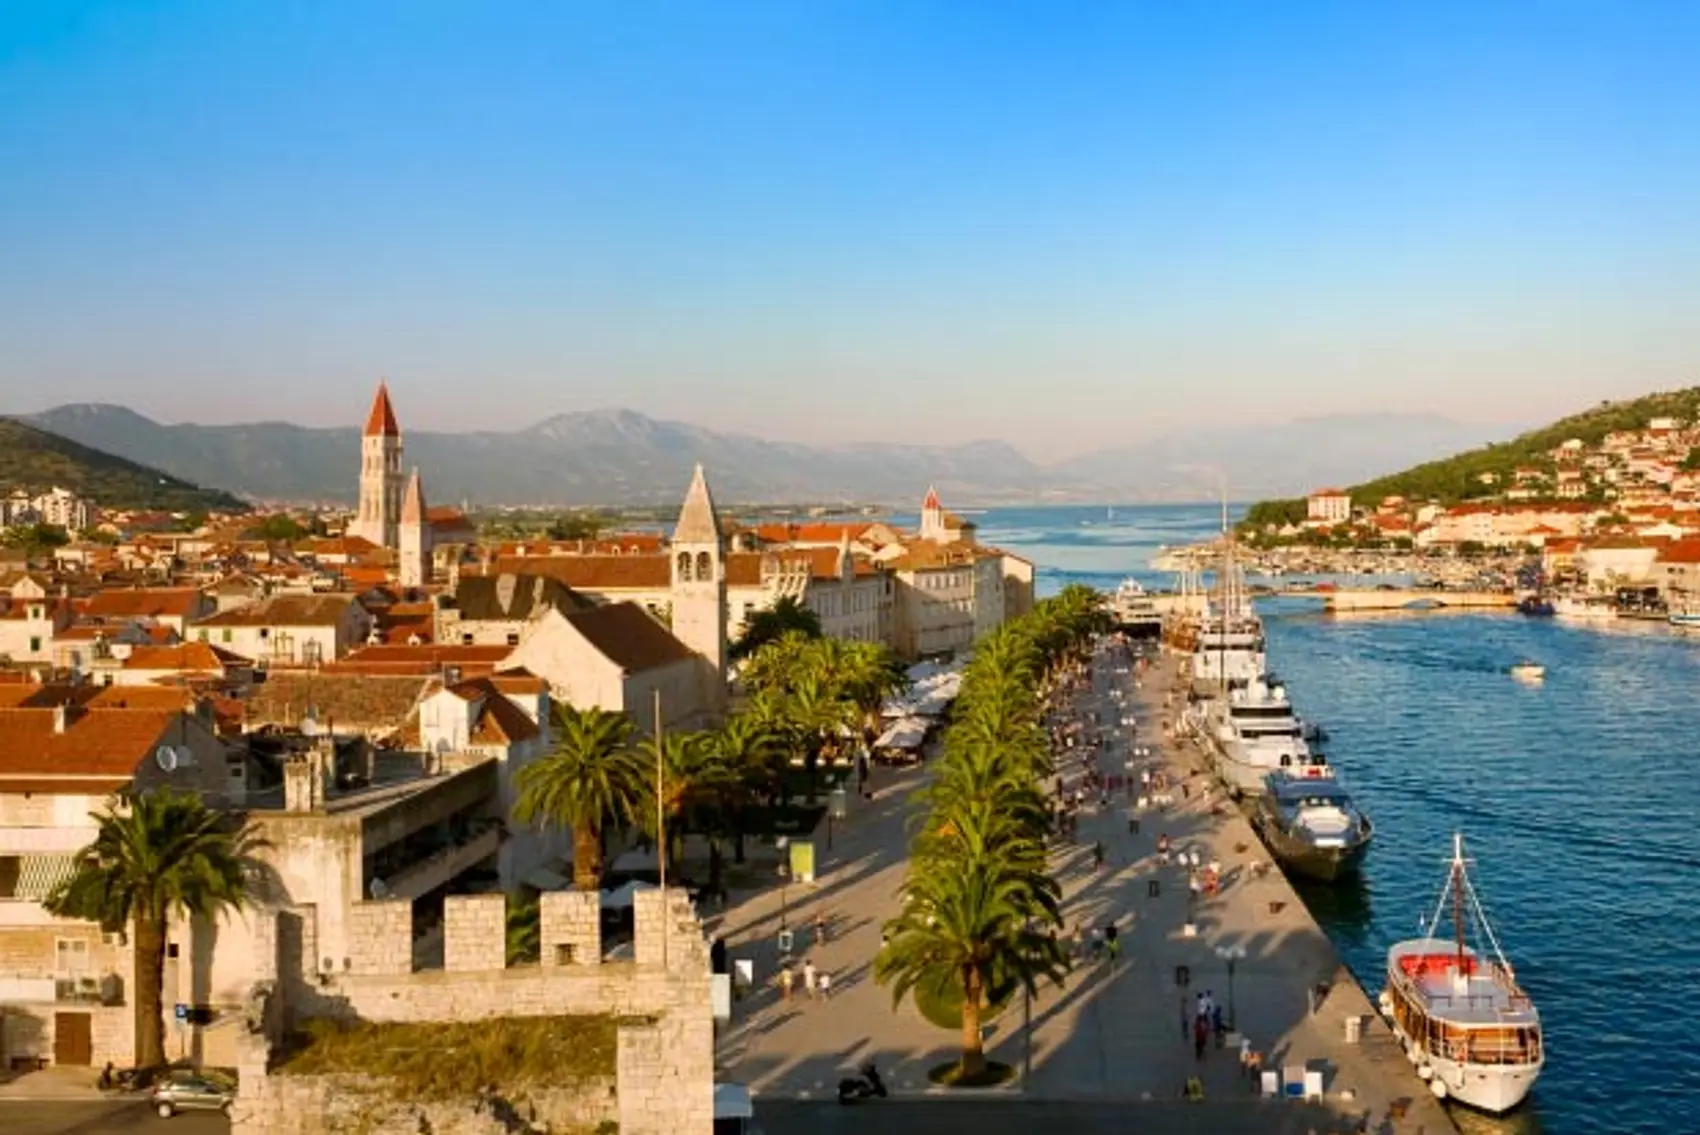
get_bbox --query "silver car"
[149,1069,235,1118]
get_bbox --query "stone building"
[668,465,728,716]
[432,572,592,647]
[348,382,405,551]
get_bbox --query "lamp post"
[1215,944,1247,1029]
[827,785,848,850]
[775,837,790,930]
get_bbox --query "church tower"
[919,484,946,543]
[670,464,728,707]
[351,381,404,550]
[399,467,432,588]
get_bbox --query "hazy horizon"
[3,2,1696,461]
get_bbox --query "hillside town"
[0,382,1041,1131]
[1234,414,1700,601]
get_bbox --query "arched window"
[676,552,692,581]
[696,551,712,580]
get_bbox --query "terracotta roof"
[197,594,360,628]
[885,542,982,571]
[365,381,401,437]
[324,643,511,677]
[725,553,763,587]
[485,555,669,591]
[298,535,381,559]
[246,671,432,733]
[0,684,198,711]
[122,643,252,672]
[445,678,540,744]
[564,602,694,673]
[1310,488,1348,497]
[83,588,204,620]
[1658,538,1700,565]
[489,669,547,695]
[0,707,179,779]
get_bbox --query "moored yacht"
[1381,835,1543,1114]
[1109,578,1165,638]
[1552,594,1617,621]
[1252,767,1373,882]
[1204,676,1327,795]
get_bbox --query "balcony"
[376,821,504,902]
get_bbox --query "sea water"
[969,503,1700,1135]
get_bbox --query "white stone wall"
[443,895,504,973]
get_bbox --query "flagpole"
[654,687,667,969]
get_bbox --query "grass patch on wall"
[277,1015,621,1099]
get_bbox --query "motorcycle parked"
[836,1062,887,1104]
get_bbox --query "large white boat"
[1204,676,1326,795]
[1382,835,1543,1114]
[1109,578,1165,638]
[1552,594,1617,621]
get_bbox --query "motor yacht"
[1109,578,1165,639]
[1205,676,1326,795]
[1381,835,1543,1113]
[1552,594,1616,622]
[1252,766,1373,882]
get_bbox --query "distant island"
[1238,387,1700,552]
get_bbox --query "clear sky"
[1,1,1696,460]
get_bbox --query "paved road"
[0,1101,227,1135]
[712,640,1451,1133]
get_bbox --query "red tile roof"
[485,555,670,590]
[122,643,252,672]
[0,707,178,780]
[364,381,400,437]
[83,588,204,620]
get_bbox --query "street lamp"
[775,837,791,931]
[827,786,848,850]
[1215,944,1247,1029]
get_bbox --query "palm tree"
[875,854,1066,1079]
[785,671,857,804]
[45,789,265,1070]
[730,596,823,660]
[638,729,735,883]
[514,706,648,891]
[705,711,784,863]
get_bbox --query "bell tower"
[351,381,404,549]
[670,464,727,708]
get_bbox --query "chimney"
[52,704,70,734]
[282,754,316,813]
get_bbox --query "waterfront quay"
[709,639,1453,1133]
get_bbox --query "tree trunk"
[572,823,603,891]
[805,746,819,805]
[959,967,986,1079]
[132,911,167,1070]
[732,822,746,865]
[707,840,723,892]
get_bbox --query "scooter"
[836,1062,887,1104]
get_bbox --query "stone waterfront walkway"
[711,641,1454,1134]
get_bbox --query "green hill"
[0,418,246,514]
[1242,386,1700,529]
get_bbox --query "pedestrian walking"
[1093,840,1106,871]
[1104,922,1120,962]
[818,971,832,1000]
[779,964,794,1002]
[802,958,818,1000]
[813,911,828,944]
[1211,1002,1226,1044]
[1193,1013,1210,1061]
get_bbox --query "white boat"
[1508,660,1545,682]
[1203,676,1328,795]
[1669,610,1700,629]
[1552,595,1617,621]
[1382,835,1543,1114]
[1109,578,1164,637]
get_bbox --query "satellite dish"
[155,746,178,772]
[368,878,389,900]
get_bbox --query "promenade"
[709,642,1454,1134]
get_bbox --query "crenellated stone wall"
[443,895,505,973]
[237,887,715,1135]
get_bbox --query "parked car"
[149,1069,235,1117]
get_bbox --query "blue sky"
[1,1,1696,459]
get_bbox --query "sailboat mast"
[1452,833,1467,970]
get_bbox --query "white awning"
[875,717,928,751]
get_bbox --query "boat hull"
[1253,811,1370,882]
[1385,1020,1543,1114]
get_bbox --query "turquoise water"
[973,504,1699,1135]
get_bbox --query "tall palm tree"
[705,711,783,863]
[46,789,265,1070]
[785,671,857,804]
[875,854,1065,1079]
[638,729,735,881]
[514,706,647,891]
[730,596,823,661]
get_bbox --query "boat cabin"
[1386,939,1541,1067]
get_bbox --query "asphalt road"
[0,1101,228,1135]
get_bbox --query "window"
[28,637,40,654]
[462,633,474,645]
[0,855,19,898]
[55,939,90,976]
[221,629,232,644]
[506,632,520,646]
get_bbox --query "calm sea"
[964,503,1700,1135]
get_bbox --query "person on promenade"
[818,971,832,1000]
[1093,840,1106,871]
[1158,833,1172,865]
[779,964,794,1003]
[802,957,818,1000]
[1212,1002,1227,1045]
[1104,921,1120,962]
[1193,1013,1210,1061]
[812,911,828,944]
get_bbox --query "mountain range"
[20,404,1513,508]
[0,418,244,515]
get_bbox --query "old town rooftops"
[197,593,361,627]
[82,588,204,620]
[0,706,186,781]
[562,602,695,673]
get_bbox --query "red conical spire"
[364,381,400,438]
[923,484,941,511]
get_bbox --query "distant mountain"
[23,404,1513,507]
[0,418,245,514]
[1056,414,1518,502]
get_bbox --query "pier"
[711,642,1454,1134]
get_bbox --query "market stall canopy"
[600,880,658,909]
[875,716,928,751]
